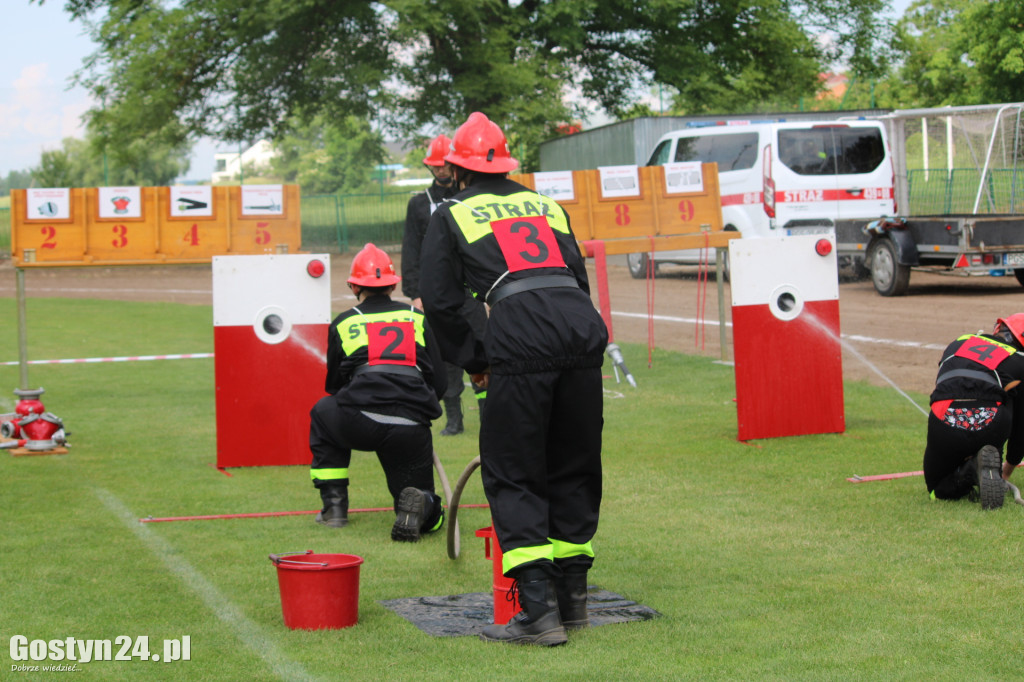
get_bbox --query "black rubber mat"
[379,586,660,637]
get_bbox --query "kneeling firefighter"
[308,243,449,541]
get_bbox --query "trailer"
[835,215,1024,296]
[832,102,1024,296]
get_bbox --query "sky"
[2,1,915,184]
[0,1,218,182]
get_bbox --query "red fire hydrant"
[0,388,68,450]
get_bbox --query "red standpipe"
[475,525,519,625]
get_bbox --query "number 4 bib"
[954,335,1013,370]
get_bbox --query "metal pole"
[16,267,29,389]
[716,248,728,363]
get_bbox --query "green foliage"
[49,0,895,175]
[3,298,1023,679]
[32,133,190,188]
[892,0,977,107]
[270,115,387,195]
[0,169,34,197]
[63,0,389,145]
[958,0,1024,104]
[891,0,1024,107]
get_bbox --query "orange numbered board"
[513,164,734,255]
[11,185,302,267]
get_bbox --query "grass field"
[1,297,1022,680]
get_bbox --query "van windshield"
[778,127,885,176]
[672,132,758,171]
[647,140,671,166]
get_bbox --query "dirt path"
[3,255,1023,397]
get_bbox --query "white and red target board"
[729,235,844,441]
[213,254,331,468]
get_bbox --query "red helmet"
[424,134,451,167]
[995,313,1024,348]
[348,243,400,287]
[445,112,519,174]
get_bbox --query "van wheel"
[627,253,653,279]
[869,238,910,296]
[1015,269,1024,287]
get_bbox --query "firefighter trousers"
[309,397,437,506]
[923,399,1011,499]
[479,367,603,576]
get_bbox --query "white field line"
[1,353,213,366]
[93,488,321,682]
[0,286,212,296]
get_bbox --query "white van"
[629,119,895,277]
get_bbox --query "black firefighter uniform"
[420,176,608,577]
[309,294,448,522]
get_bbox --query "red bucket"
[269,551,364,630]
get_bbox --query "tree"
[32,132,190,188]
[891,0,977,107]
[0,170,35,197]
[892,0,1024,108]
[41,0,895,171]
[270,115,387,194]
[957,0,1024,104]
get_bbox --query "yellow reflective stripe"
[427,509,445,532]
[956,333,1017,355]
[338,309,426,356]
[551,538,594,560]
[311,468,348,482]
[449,191,570,244]
[501,543,554,575]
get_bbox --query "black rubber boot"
[480,566,568,647]
[441,398,464,436]
[314,485,348,528]
[392,487,438,542]
[977,445,1006,510]
[555,572,589,631]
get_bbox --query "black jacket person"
[923,314,1024,510]
[420,112,608,646]
[402,133,488,435]
[308,243,448,541]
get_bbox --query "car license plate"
[1005,253,1024,266]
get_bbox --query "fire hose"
[1007,480,1024,507]
[446,456,481,559]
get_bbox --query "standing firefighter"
[402,133,488,435]
[420,112,608,646]
[308,243,448,541]
[923,314,1024,509]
